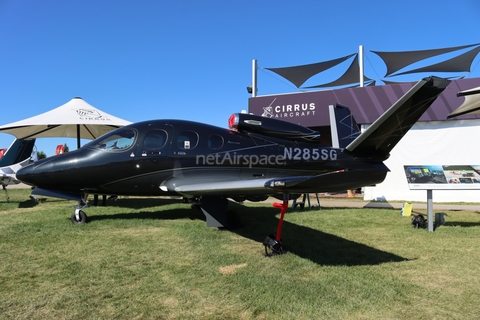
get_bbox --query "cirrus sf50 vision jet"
[17,76,450,254]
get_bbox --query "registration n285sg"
[283,147,337,161]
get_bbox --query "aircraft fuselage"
[17,119,385,198]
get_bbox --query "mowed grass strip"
[1,189,480,319]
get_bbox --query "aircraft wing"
[163,167,388,197]
[163,176,312,197]
[167,178,265,195]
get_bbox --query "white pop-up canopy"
[0,97,132,148]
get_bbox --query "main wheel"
[71,210,87,224]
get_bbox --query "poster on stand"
[404,165,480,190]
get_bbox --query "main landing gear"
[263,194,289,256]
[197,194,290,256]
[71,194,89,224]
[2,185,10,202]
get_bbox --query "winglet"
[345,76,450,160]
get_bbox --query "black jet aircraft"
[17,76,450,254]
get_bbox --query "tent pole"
[252,59,257,97]
[359,45,364,87]
[77,124,80,149]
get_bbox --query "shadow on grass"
[87,206,205,222]
[83,197,408,266]
[17,200,38,208]
[13,194,182,209]
[444,221,480,228]
[90,197,184,209]
[17,197,69,208]
[234,204,408,266]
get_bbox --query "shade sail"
[392,45,480,77]
[266,53,355,88]
[447,86,480,118]
[305,55,372,89]
[371,43,479,76]
[0,97,132,148]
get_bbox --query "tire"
[71,210,87,224]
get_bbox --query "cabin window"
[86,128,136,151]
[143,130,168,151]
[208,134,224,150]
[177,131,198,150]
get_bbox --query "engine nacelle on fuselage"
[228,113,321,143]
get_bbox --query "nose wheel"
[71,193,89,224]
[71,209,87,224]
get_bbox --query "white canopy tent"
[0,97,131,148]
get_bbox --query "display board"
[404,165,480,190]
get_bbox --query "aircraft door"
[131,124,174,191]
[139,127,172,157]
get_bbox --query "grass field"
[1,189,480,319]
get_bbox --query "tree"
[63,143,69,153]
[37,151,47,159]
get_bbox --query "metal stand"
[292,193,320,210]
[427,189,434,232]
[2,185,9,202]
[263,194,289,256]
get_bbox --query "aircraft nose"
[16,164,35,186]
[16,149,94,189]
[16,157,66,188]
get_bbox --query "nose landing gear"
[71,209,87,224]
[71,194,89,224]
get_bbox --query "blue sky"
[1,0,479,156]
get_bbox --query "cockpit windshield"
[85,128,136,151]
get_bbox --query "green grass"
[1,189,480,319]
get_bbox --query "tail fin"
[329,104,361,148]
[0,138,36,167]
[345,76,450,160]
